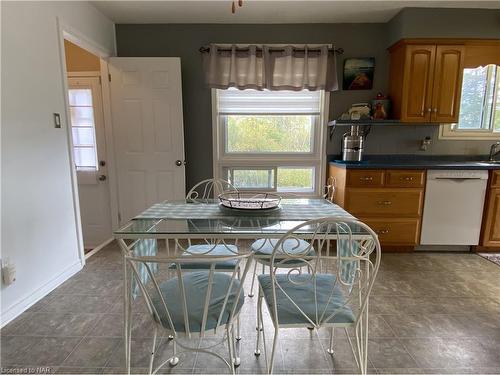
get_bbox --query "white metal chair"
[126,244,254,375]
[254,218,381,374]
[186,178,238,202]
[324,176,336,201]
[247,184,335,298]
[181,178,240,267]
[174,178,243,338]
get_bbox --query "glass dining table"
[113,197,372,370]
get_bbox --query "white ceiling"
[91,0,500,24]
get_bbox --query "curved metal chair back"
[267,217,380,328]
[126,242,252,339]
[323,176,336,201]
[186,178,237,202]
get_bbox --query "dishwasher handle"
[433,177,484,181]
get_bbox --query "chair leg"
[231,323,241,367]
[236,315,241,341]
[248,260,258,297]
[226,326,236,375]
[267,327,279,375]
[255,290,263,356]
[327,327,335,355]
[148,326,158,374]
[169,339,179,366]
[236,267,242,341]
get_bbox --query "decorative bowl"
[218,192,282,211]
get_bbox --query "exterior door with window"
[109,58,186,224]
[68,76,112,249]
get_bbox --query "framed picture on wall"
[343,58,375,90]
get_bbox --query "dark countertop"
[328,155,500,170]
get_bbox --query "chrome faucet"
[490,142,500,161]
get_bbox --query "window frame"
[440,64,500,140]
[212,88,329,197]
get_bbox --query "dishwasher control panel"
[427,170,488,180]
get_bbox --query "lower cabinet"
[329,166,425,250]
[481,171,500,248]
[358,218,421,245]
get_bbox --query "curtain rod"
[199,45,344,55]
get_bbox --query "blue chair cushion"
[251,238,315,266]
[152,271,244,332]
[171,244,239,270]
[251,238,315,257]
[258,273,355,326]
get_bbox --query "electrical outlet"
[2,257,16,285]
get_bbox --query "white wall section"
[1,1,115,326]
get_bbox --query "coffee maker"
[342,125,365,161]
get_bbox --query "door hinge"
[108,73,111,82]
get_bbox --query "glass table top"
[114,199,370,238]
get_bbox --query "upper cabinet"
[388,40,465,123]
[431,46,466,122]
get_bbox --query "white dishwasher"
[420,170,488,247]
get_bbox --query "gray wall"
[387,8,500,45]
[116,23,389,187]
[115,9,500,187]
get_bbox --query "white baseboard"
[85,237,114,260]
[0,260,83,328]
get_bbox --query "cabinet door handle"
[427,108,432,113]
[377,200,392,206]
[377,229,390,235]
[400,176,415,181]
[433,108,438,113]
[359,176,373,181]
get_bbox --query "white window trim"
[439,124,500,140]
[440,64,500,141]
[212,89,329,197]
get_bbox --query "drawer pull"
[359,177,373,181]
[377,229,390,235]
[400,176,415,181]
[377,200,392,206]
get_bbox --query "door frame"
[56,17,116,265]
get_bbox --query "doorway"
[63,40,112,253]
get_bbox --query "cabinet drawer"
[361,218,420,245]
[345,188,424,217]
[385,170,425,187]
[491,171,500,188]
[346,170,385,187]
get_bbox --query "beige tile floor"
[1,241,500,374]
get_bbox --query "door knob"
[175,160,183,166]
[98,175,107,181]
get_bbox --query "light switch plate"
[53,113,61,128]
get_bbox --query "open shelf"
[328,119,407,126]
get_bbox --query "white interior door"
[109,57,186,224]
[68,76,112,249]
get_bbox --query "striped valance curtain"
[202,44,339,91]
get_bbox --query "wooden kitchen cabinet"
[481,171,500,248]
[431,45,466,122]
[328,165,425,249]
[388,40,465,123]
[385,170,425,188]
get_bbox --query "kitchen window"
[213,88,327,195]
[440,64,500,140]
